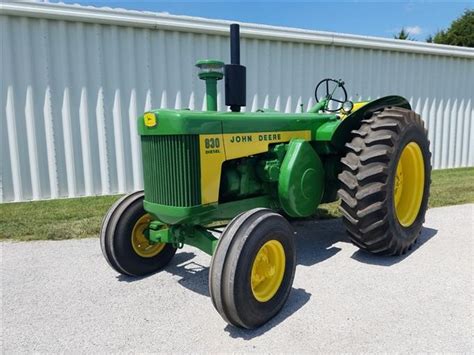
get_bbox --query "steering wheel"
[314,78,348,112]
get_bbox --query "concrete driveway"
[2,204,472,353]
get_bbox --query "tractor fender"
[329,95,411,150]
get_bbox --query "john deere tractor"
[101,24,431,329]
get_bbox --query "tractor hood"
[138,109,338,137]
[138,109,222,136]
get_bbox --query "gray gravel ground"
[2,204,473,353]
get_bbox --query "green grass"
[0,195,121,241]
[1,167,473,241]
[429,167,474,207]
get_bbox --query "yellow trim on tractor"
[199,130,311,204]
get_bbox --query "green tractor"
[100,24,431,329]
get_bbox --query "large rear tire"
[209,208,296,329]
[338,107,431,255]
[100,191,177,276]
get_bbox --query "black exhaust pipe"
[225,24,246,112]
[230,23,241,65]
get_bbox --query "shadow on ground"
[351,226,438,266]
[293,218,438,266]
[293,218,350,266]
[168,252,210,297]
[117,217,438,334]
[224,287,311,339]
[115,251,210,295]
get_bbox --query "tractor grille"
[141,135,201,207]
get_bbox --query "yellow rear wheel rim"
[393,142,425,227]
[131,214,166,258]
[251,240,286,302]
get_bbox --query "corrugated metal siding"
[1,3,473,202]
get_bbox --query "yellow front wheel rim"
[131,214,166,258]
[393,142,425,227]
[251,240,286,302]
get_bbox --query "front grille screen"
[141,135,201,207]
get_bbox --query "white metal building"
[1,2,473,202]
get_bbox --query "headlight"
[341,101,354,114]
[196,59,224,79]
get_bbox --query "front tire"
[209,208,296,329]
[338,107,431,255]
[100,191,177,276]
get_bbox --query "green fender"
[278,139,325,217]
[316,95,411,150]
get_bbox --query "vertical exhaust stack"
[225,24,246,112]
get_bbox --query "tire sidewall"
[231,215,296,328]
[107,195,176,276]
[386,121,431,241]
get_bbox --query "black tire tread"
[100,191,145,275]
[337,107,431,255]
[209,208,296,329]
[100,190,176,276]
